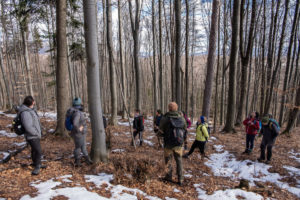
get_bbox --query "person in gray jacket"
[18,96,44,175]
[67,97,92,166]
[258,116,280,164]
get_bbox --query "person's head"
[255,112,260,119]
[135,109,140,116]
[156,109,162,116]
[73,97,82,107]
[23,96,35,108]
[168,102,178,112]
[261,116,270,126]
[200,116,206,124]
[250,112,256,118]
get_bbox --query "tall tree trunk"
[185,0,189,115]
[128,0,142,110]
[236,0,256,125]
[106,0,117,125]
[223,0,240,133]
[56,0,69,137]
[278,0,299,125]
[0,47,12,109]
[152,0,158,115]
[83,0,107,163]
[158,0,164,112]
[118,0,127,119]
[202,0,220,118]
[174,0,181,109]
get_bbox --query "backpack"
[65,109,78,131]
[269,118,280,132]
[167,117,185,146]
[12,111,25,135]
[254,119,262,133]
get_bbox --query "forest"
[0,0,300,199]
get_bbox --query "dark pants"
[246,134,256,151]
[133,130,143,145]
[187,140,206,156]
[260,137,275,161]
[27,139,42,167]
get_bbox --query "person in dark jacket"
[159,102,187,186]
[132,109,144,146]
[154,109,163,147]
[242,112,260,155]
[18,96,44,175]
[67,97,92,167]
[258,116,279,164]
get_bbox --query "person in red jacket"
[242,112,260,155]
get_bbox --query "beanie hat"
[261,116,269,124]
[200,116,205,124]
[73,97,82,106]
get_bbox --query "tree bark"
[202,0,220,118]
[56,0,69,137]
[106,0,117,125]
[185,0,189,115]
[223,0,240,133]
[83,0,107,163]
[158,0,164,112]
[174,0,181,109]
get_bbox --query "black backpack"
[166,117,185,146]
[12,111,25,135]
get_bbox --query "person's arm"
[243,118,250,126]
[72,112,82,132]
[271,123,279,137]
[253,120,260,130]
[202,125,209,139]
[187,118,191,128]
[21,112,36,136]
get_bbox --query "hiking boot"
[163,175,172,182]
[31,166,40,175]
[242,149,249,154]
[184,144,188,150]
[257,158,265,163]
[183,153,189,159]
[265,160,271,164]
[247,150,252,155]
[140,141,143,146]
[84,156,93,165]
[75,159,82,167]
[178,180,183,186]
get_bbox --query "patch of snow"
[143,139,154,146]
[213,145,224,152]
[147,135,155,139]
[6,124,12,128]
[194,184,264,200]
[206,150,300,198]
[283,166,300,176]
[20,179,107,200]
[0,152,10,160]
[59,175,73,183]
[210,136,217,140]
[0,130,18,138]
[85,173,161,200]
[0,111,16,118]
[189,132,196,136]
[117,122,130,127]
[14,142,27,147]
[173,188,181,193]
[165,198,177,200]
[37,112,57,121]
[111,149,125,153]
[48,129,55,133]
[289,150,300,164]
[184,174,193,178]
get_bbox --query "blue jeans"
[246,134,256,151]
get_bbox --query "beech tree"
[83,0,107,163]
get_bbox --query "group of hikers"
[12,96,280,186]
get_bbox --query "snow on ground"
[143,139,154,146]
[210,136,217,140]
[37,112,57,121]
[205,145,300,198]
[0,130,18,138]
[48,129,55,133]
[117,122,130,127]
[173,188,181,193]
[20,173,165,200]
[289,150,300,163]
[0,111,16,118]
[213,145,224,152]
[13,142,26,147]
[194,184,264,200]
[0,151,10,160]
[111,149,125,153]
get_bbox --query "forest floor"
[0,111,299,200]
